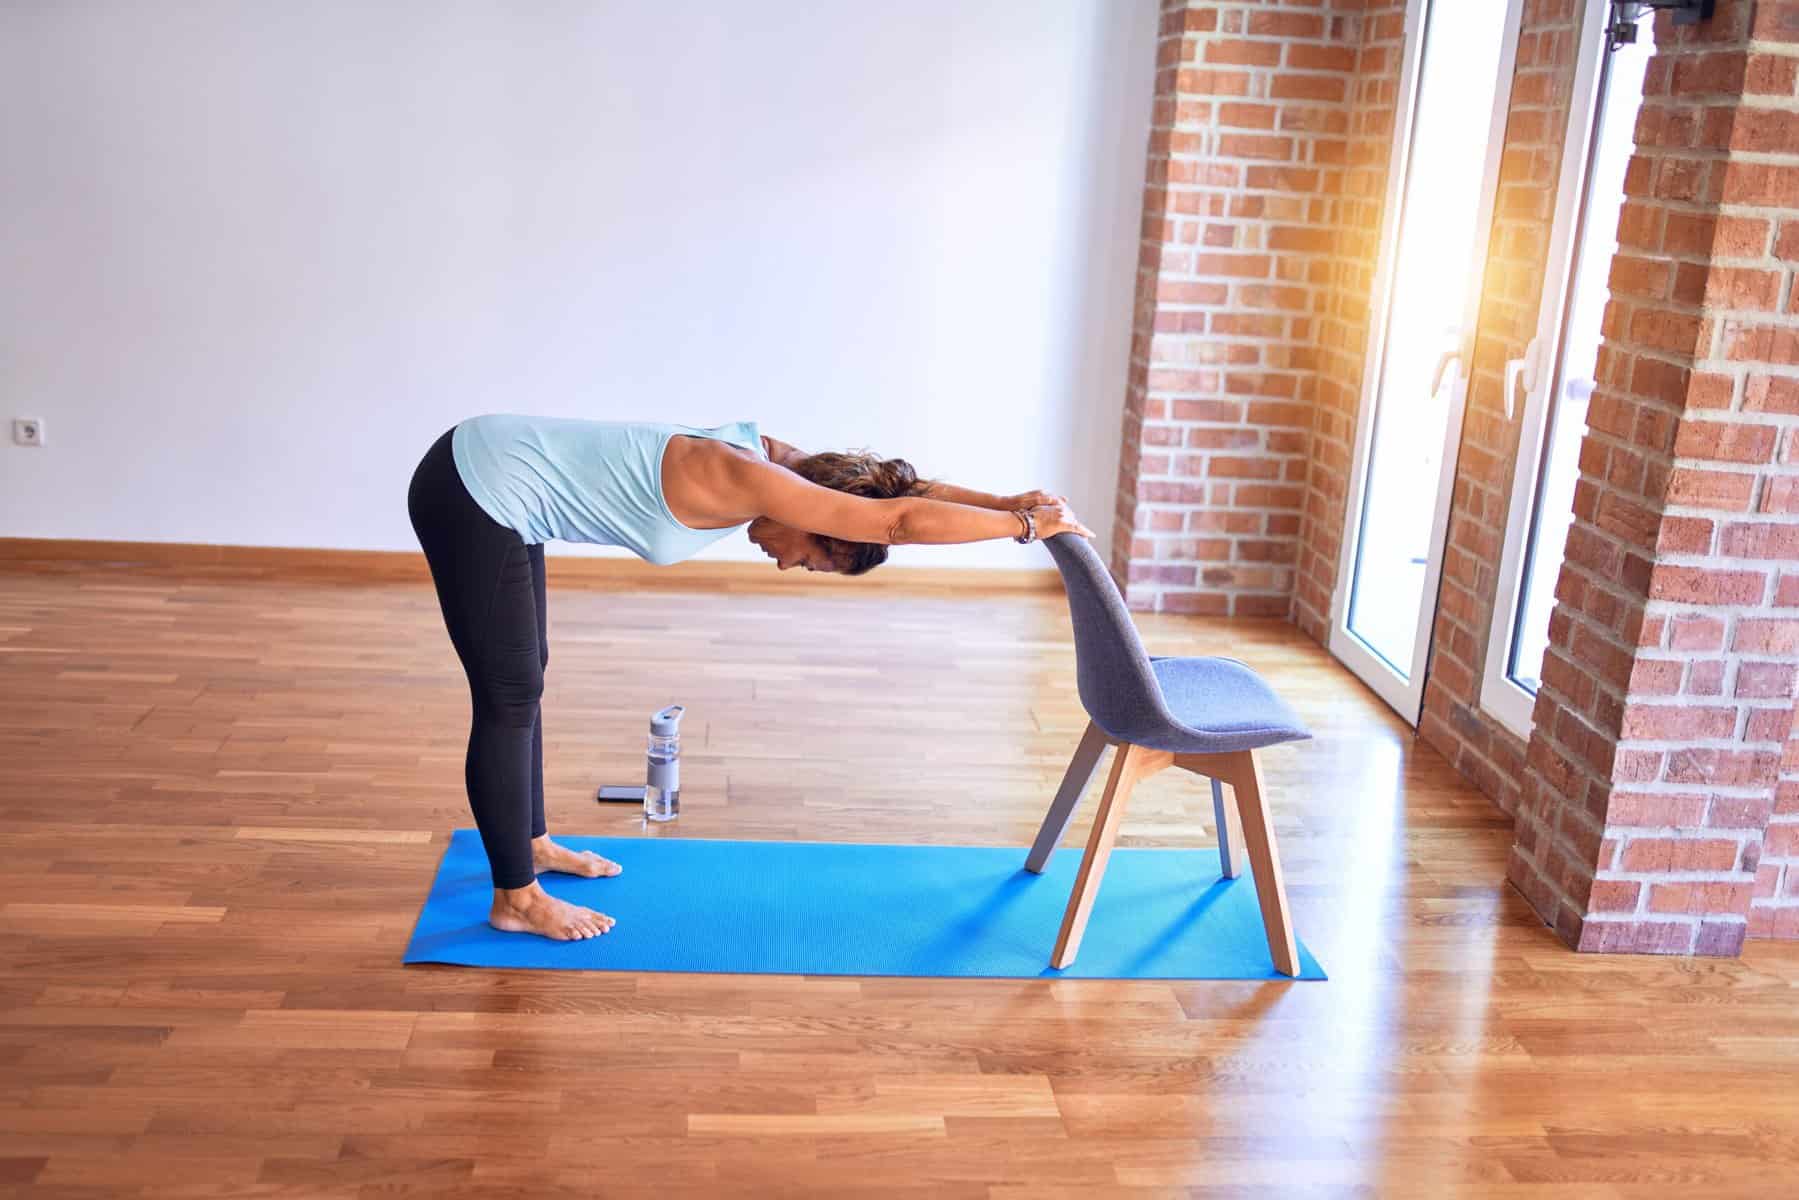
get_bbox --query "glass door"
[1483,1,1656,737]
[1330,0,1526,723]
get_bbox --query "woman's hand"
[1004,489,1066,511]
[1029,499,1095,541]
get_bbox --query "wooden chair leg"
[1051,742,1172,969]
[1224,749,1300,977]
[1025,720,1110,874]
[1210,776,1244,880]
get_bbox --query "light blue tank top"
[450,415,767,564]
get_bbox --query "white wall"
[0,0,1155,568]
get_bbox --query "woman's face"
[747,518,846,573]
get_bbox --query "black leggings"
[407,427,547,889]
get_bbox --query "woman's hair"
[790,450,930,576]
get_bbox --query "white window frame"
[1481,0,1616,741]
[1329,0,1527,725]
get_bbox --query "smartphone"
[596,785,647,803]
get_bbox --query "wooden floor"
[1,557,1796,1198]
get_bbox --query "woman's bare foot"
[489,882,615,941]
[532,834,622,879]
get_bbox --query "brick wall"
[1754,721,1799,935]
[1413,2,1584,817]
[1110,0,1410,630]
[1112,0,1359,616]
[1508,0,1799,952]
[1111,1,1799,946]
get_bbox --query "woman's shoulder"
[725,419,769,459]
[666,420,766,458]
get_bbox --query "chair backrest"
[1041,532,1173,745]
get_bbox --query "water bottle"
[645,704,684,822]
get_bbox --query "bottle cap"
[651,704,685,736]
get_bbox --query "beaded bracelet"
[1013,509,1037,544]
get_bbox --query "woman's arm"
[889,496,1043,545]
[726,457,1092,545]
[916,480,1014,510]
[760,434,1061,516]
[760,435,1053,512]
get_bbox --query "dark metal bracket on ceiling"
[1607,0,1716,52]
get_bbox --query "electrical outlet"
[13,418,43,447]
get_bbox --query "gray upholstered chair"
[1028,533,1312,975]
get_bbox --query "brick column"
[1113,0,1358,615]
[1509,0,1799,952]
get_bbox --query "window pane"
[1346,1,1510,678]
[1509,34,1653,691]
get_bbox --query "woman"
[407,414,1094,942]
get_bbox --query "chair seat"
[1139,655,1312,755]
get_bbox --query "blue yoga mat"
[404,829,1325,980]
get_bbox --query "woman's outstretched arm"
[916,480,1014,510]
[761,434,1061,513]
[728,457,1093,546]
